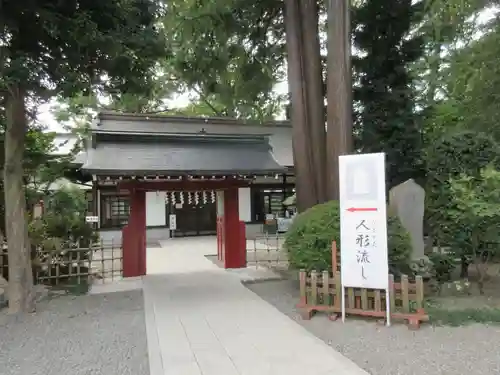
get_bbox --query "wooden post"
[389,274,396,313]
[415,275,424,309]
[122,187,146,277]
[299,270,307,307]
[334,270,342,309]
[322,270,330,305]
[310,270,318,305]
[331,241,337,272]
[401,274,410,313]
[223,187,245,268]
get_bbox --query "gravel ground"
[0,290,149,375]
[246,279,500,375]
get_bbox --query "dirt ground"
[246,278,500,375]
[428,262,500,310]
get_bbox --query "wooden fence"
[297,242,429,329]
[1,240,123,292]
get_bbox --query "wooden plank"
[299,270,307,306]
[322,271,330,305]
[331,241,338,272]
[347,287,355,310]
[374,289,382,312]
[415,275,424,310]
[334,271,342,308]
[389,274,396,313]
[401,274,410,313]
[310,270,318,305]
[361,288,369,310]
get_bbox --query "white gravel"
[0,290,149,375]
[246,279,500,375]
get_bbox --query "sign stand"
[338,152,391,327]
[341,285,346,323]
[386,288,391,326]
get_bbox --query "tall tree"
[0,0,165,313]
[326,0,353,200]
[353,0,425,188]
[284,0,327,211]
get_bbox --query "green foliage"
[30,187,97,249]
[448,166,500,247]
[425,129,500,246]
[284,200,412,275]
[441,22,500,140]
[1,0,165,96]
[353,0,425,187]
[427,252,457,283]
[161,0,286,119]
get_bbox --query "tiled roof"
[82,135,285,176]
[92,112,293,167]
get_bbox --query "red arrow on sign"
[346,207,378,212]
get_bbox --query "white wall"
[146,191,167,227]
[238,187,251,222]
[99,227,170,245]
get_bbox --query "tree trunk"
[326,0,353,200]
[300,0,328,204]
[4,85,35,314]
[284,0,326,211]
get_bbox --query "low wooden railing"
[297,242,429,329]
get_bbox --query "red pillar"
[220,187,246,268]
[122,188,146,277]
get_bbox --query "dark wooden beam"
[117,179,250,191]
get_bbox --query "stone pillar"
[123,187,146,277]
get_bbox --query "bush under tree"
[447,166,500,294]
[284,200,412,276]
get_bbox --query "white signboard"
[169,214,177,230]
[339,152,390,324]
[85,216,98,223]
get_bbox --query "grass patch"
[47,281,90,296]
[427,301,500,326]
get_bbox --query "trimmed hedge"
[284,200,412,274]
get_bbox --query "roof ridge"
[97,111,291,128]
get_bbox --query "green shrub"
[425,129,500,245]
[284,200,412,274]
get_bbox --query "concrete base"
[89,277,143,295]
[225,266,283,284]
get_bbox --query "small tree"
[448,166,500,294]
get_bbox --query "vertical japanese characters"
[355,219,376,280]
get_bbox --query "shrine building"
[77,112,294,276]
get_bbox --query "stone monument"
[389,179,426,260]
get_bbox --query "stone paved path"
[143,237,368,375]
